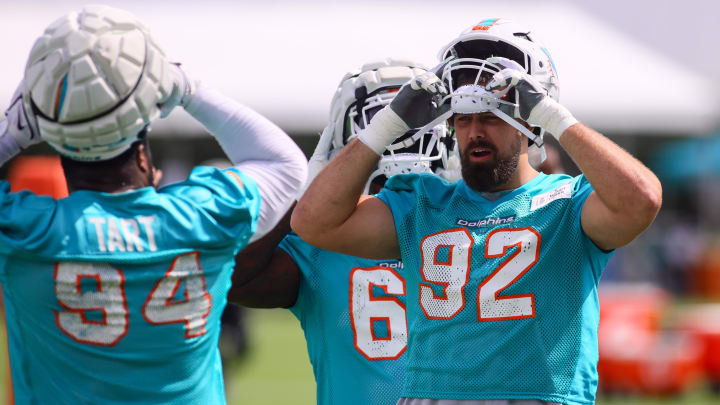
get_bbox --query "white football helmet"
[437,18,560,166]
[22,5,173,161]
[325,58,460,192]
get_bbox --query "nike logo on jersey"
[456,215,515,228]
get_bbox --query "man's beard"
[461,138,520,192]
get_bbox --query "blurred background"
[2,0,720,403]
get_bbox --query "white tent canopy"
[1,0,718,136]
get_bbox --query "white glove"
[486,60,577,140]
[158,63,199,118]
[305,125,334,191]
[4,81,41,149]
[358,63,450,155]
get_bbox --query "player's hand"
[158,63,198,118]
[388,63,450,129]
[4,81,41,149]
[486,57,577,139]
[358,62,450,155]
[305,125,334,191]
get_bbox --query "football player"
[230,58,459,405]
[0,6,306,404]
[293,18,662,405]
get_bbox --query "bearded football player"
[293,18,662,405]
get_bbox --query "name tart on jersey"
[88,215,158,252]
[377,261,403,269]
[456,215,515,228]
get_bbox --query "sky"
[571,0,720,80]
[0,0,717,135]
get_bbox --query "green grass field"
[0,309,717,404]
[226,309,720,405]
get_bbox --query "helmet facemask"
[438,20,561,167]
[440,56,546,166]
[343,86,456,193]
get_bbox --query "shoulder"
[381,173,459,206]
[280,232,383,270]
[384,172,454,192]
[525,173,592,196]
[0,181,59,250]
[0,180,57,209]
[157,166,260,213]
[525,173,595,214]
[279,232,322,264]
[159,166,259,201]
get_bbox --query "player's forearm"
[233,205,293,283]
[560,123,662,223]
[184,86,306,170]
[230,247,300,308]
[230,208,299,308]
[292,139,380,248]
[185,86,308,240]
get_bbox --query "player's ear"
[152,168,163,187]
[136,143,151,174]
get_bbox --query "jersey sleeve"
[570,174,594,211]
[375,173,423,228]
[570,174,614,275]
[0,181,58,253]
[278,232,317,318]
[159,166,262,246]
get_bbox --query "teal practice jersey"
[376,173,612,405]
[0,166,261,405]
[280,232,407,405]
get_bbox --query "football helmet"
[325,58,460,192]
[437,18,560,166]
[22,5,173,161]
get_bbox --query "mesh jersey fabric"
[280,232,407,405]
[376,172,613,405]
[0,166,261,405]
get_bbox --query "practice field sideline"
[0,309,716,404]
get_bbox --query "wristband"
[357,107,409,155]
[527,98,578,141]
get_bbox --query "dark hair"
[60,129,153,189]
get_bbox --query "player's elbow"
[631,178,663,227]
[610,191,661,249]
[290,205,332,250]
[290,204,316,244]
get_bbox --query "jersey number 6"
[349,267,407,360]
[419,227,540,321]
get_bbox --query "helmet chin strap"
[401,110,454,152]
[490,107,543,148]
[490,107,547,167]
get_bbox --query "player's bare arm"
[229,207,300,308]
[292,139,399,259]
[559,123,662,250]
[487,65,662,250]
